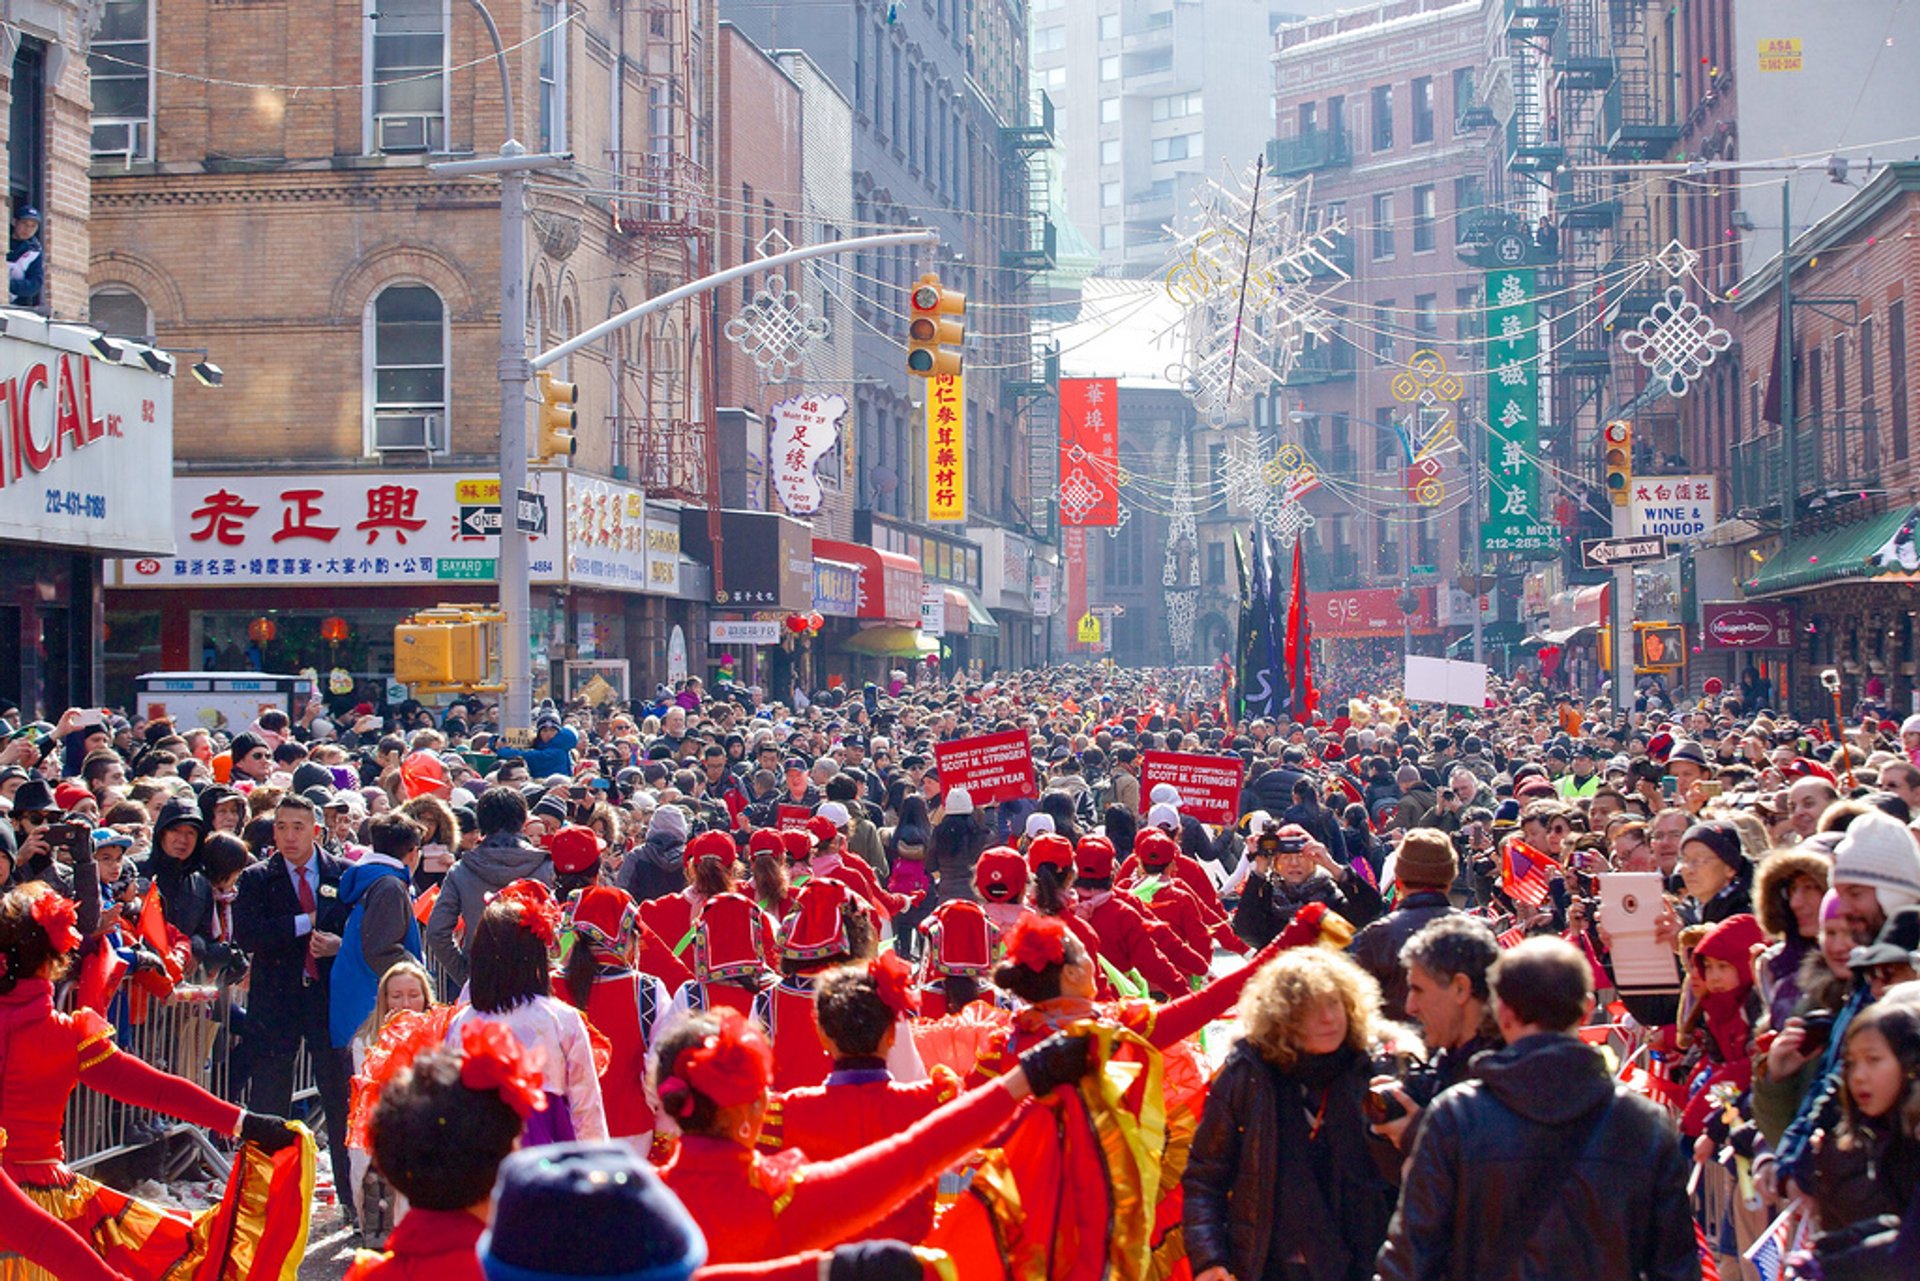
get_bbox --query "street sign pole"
[1612,499,1634,715]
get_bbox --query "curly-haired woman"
[1183,947,1396,1281]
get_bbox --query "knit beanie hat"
[1394,828,1457,890]
[481,1142,705,1281]
[1682,820,1749,875]
[1833,808,1920,916]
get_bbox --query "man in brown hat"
[1350,826,1462,1021]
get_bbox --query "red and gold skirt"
[0,1127,314,1281]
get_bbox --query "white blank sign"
[1404,656,1489,707]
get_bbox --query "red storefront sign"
[1057,378,1118,527]
[1141,751,1246,825]
[933,730,1038,806]
[1310,587,1438,638]
[1703,602,1795,650]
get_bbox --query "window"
[537,2,566,152]
[1129,48,1172,76]
[1892,300,1908,461]
[1101,223,1123,250]
[91,0,152,162]
[740,182,754,303]
[1455,286,1479,340]
[1101,181,1120,207]
[1861,315,1877,408]
[1412,76,1434,143]
[1412,184,1436,252]
[1099,13,1119,39]
[369,0,446,154]
[1370,83,1393,151]
[1206,542,1226,585]
[1833,333,1848,412]
[1371,191,1394,259]
[89,287,150,339]
[1101,56,1120,81]
[1144,177,1175,201]
[1151,92,1201,121]
[368,284,447,451]
[1298,102,1318,135]
[1043,66,1067,90]
[1151,133,1197,163]
[1033,26,1066,53]
[1414,294,1438,338]
[1373,302,1395,365]
[1373,407,1398,467]
[1101,97,1121,124]
[1451,66,1475,132]
[1101,138,1120,165]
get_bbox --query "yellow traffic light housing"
[1635,621,1684,671]
[1603,419,1632,506]
[907,273,965,378]
[536,371,578,463]
[394,605,506,692]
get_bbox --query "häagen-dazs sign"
[1702,602,1795,650]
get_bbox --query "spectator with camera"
[1370,916,1504,1156]
[1231,814,1380,949]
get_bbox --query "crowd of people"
[1,666,1919,1279]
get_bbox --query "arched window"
[89,286,151,340]
[367,282,447,453]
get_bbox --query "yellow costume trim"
[76,1044,118,1073]
[769,1167,804,1217]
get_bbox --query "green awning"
[1743,507,1916,597]
[956,586,1000,635]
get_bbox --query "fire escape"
[999,90,1060,535]
[607,0,712,506]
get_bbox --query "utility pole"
[431,0,569,731]
[1779,178,1797,542]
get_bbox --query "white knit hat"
[1834,808,1920,915]
[1023,812,1055,839]
[1148,802,1181,831]
[1149,783,1183,806]
[945,786,974,817]
[1902,714,1920,737]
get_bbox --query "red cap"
[1074,834,1116,881]
[780,829,814,860]
[746,828,786,859]
[684,829,736,868]
[1782,758,1836,784]
[805,815,839,846]
[53,782,91,812]
[548,825,605,876]
[1135,829,1180,867]
[1026,832,1076,872]
[566,885,637,956]
[691,892,771,983]
[399,751,448,799]
[1646,731,1675,764]
[921,900,994,978]
[782,879,853,962]
[974,845,1028,901]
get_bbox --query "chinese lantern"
[320,616,350,643]
[807,611,825,633]
[785,614,810,635]
[248,617,276,644]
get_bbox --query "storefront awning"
[813,539,924,624]
[843,624,940,657]
[1526,623,1599,647]
[1742,506,1917,598]
[953,585,1000,635]
[812,558,863,618]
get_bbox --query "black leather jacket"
[1349,892,1457,1022]
[1375,1034,1698,1281]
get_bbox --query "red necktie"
[297,865,318,980]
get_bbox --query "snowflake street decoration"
[1164,165,1350,425]
[1653,237,1700,281]
[1166,591,1198,663]
[1057,468,1105,525]
[1260,497,1316,548]
[723,275,829,382]
[1103,502,1133,538]
[1618,285,1733,397]
[1219,436,1321,531]
[1163,451,1200,660]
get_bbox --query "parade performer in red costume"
[1122,830,1246,956]
[559,886,674,1147]
[656,1004,1097,1265]
[915,897,994,1018]
[768,879,878,1091]
[1071,834,1210,988]
[640,830,768,970]
[971,845,1030,937]
[668,890,780,1026]
[0,1154,129,1281]
[804,811,915,918]
[0,883,313,1281]
[1023,834,1112,991]
[759,954,962,1244]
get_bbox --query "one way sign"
[515,488,548,536]
[1581,535,1668,570]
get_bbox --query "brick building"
[94,0,716,707]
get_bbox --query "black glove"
[128,948,168,976]
[240,1112,300,1154]
[827,1241,923,1281]
[1017,1031,1093,1097]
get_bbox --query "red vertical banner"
[1058,378,1119,527]
[1064,527,1088,653]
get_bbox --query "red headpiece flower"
[458,1019,548,1120]
[26,885,80,954]
[1005,913,1068,972]
[491,878,562,947]
[659,1007,772,1118]
[868,950,920,1018]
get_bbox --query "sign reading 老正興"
[1140,751,1245,826]
[934,730,1037,806]
[0,333,176,554]
[1629,475,1715,543]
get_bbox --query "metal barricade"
[62,984,237,1175]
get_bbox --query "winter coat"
[1349,891,1458,1022]
[1235,870,1380,949]
[1184,1041,1394,1281]
[425,832,554,988]
[330,854,422,1047]
[928,814,990,904]
[492,724,579,779]
[619,810,690,905]
[1375,1033,1698,1281]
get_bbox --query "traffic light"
[394,606,505,690]
[907,273,965,378]
[536,371,578,463]
[1604,419,1632,506]
[1635,622,1684,670]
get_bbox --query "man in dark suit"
[234,793,357,1222]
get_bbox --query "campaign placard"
[933,730,1038,806]
[777,805,815,831]
[1140,751,1246,825]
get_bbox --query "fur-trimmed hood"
[1754,848,1832,941]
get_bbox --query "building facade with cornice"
[93,0,717,707]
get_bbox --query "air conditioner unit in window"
[376,113,442,155]
[374,412,442,452]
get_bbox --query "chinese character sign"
[925,374,966,522]
[768,393,846,517]
[1058,377,1119,527]
[1481,269,1556,555]
[1629,475,1716,542]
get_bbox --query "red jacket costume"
[579,969,671,1139]
[662,1076,1022,1264]
[343,1207,485,1281]
[766,976,831,1092]
[641,890,781,978]
[759,1062,965,1244]
[1071,890,1201,993]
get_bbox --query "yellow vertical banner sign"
[926,373,966,522]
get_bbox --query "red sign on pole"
[776,805,815,831]
[1057,378,1119,527]
[933,730,1038,807]
[1141,751,1246,826]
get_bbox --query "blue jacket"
[329,856,422,1047]
[494,724,578,779]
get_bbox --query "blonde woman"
[400,794,460,887]
[1184,948,1396,1281]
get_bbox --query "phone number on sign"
[45,490,107,519]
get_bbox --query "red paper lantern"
[320,616,350,643]
[807,611,825,633]
[248,617,277,644]
[785,614,810,635]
